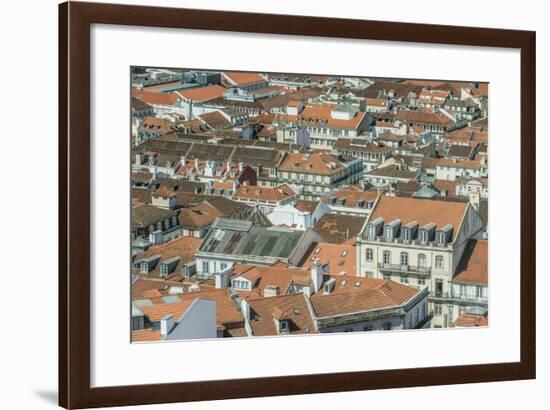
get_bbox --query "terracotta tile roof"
[418,89,449,104]
[296,103,367,129]
[322,186,378,208]
[365,98,389,107]
[132,89,179,106]
[375,121,399,129]
[132,329,162,342]
[432,179,457,197]
[223,72,266,86]
[131,96,152,112]
[310,277,420,318]
[131,205,176,228]
[444,127,488,145]
[139,117,174,134]
[369,196,468,241]
[247,293,316,336]
[139,298,197,322]
[314,213,366,244]
[279,152,345,175]
[295,200,319,214]
[132,236,202,279]
[234,184,297,203]
[132,277,198,299]
[198,111,232,129]
[451,312,488,327]
[452,240,488,285]
[334,138,389,154]
[175,85,226,102]
[177,202,223,229]
[178,288,244,326]
[232,264,311,296]
[366,165,417,180]
[436,158,482,170]
[131,188,153,206]
[299,242,356,276]
[395,110,454,126]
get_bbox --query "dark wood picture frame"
[59,1,536,408]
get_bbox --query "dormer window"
[368,224,376,240]
[437,232,446,246]
[279,320,289,333]
[330,197,337,205]
[402,228,411,243]
[357,200,366,208]
[384,225,394,242]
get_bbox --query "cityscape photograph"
[130,68,489,342]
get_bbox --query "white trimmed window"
[365,248,374,262]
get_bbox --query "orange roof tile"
[132,89,179,106]
[279,152,345,175]
[452,240,488,285]
[247,293,316,336]
[310,277,420,318]
[369,196,468,241]
[234,184,297,203]
[299,242,356,276]
[223,72,265,86]
[175,85,226,102]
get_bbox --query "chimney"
[240,299,250,321]
[469,191,480,211]
[135,152,143,165]
[180,155,186,166]
[226,162,232,173]
[311,260,323,292]
[238,162,244,173]
[194,158,199,169]
[160,315,174,337]
[232,180,239,193]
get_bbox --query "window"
[402,228,410,243]
[418,278,426,286]
[476,286,483,298]
[400,252,409,267]
[280,320,289,333]
[140,262,149,274]
[383,251,391,265]
[418,253,426,269]
[419,229,428,244]
[435,255,444,269]
[434,304,442,315]
[435,279,443,297]
[384,226,394,242]
[364,325,373,331]
[365,248,373,262]
[220,263,227,271]
[382,322,392,331]
[368,224,376,240]
[400,277,409,284]
[202,261,209,274]
[460,284,466,297]
[437,232,446,246]
[160,264,168,277]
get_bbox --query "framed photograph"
[59,1,536,408]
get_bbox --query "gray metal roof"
[199,219,304,259]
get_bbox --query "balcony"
[377,263,431,275]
